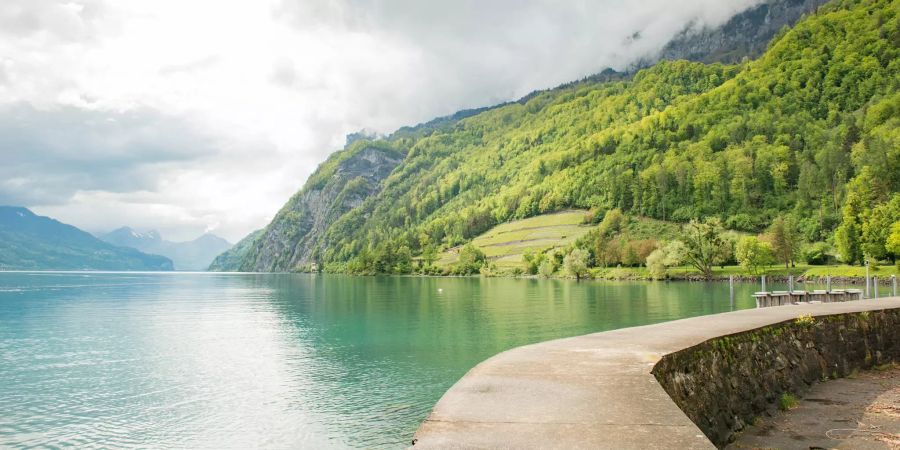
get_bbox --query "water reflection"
[1,272,764,449]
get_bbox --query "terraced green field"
[438,210,592,268]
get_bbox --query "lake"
[1,272,801,448]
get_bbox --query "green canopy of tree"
[736,236,775,275]
[679,218,728,279]
[563,248,590,280]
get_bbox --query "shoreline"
[304,269,897,285]
[7,268,892,287]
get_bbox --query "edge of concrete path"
[411,297,900,450]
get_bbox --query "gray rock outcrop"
[240,145,403,272]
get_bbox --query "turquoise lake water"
[0,272,815,448]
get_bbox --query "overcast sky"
[0,0,761,242]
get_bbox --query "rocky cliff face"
[658,0,829,64]
[239,145,403,272]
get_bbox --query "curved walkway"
[412,297,900,449]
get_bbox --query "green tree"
[422,244,438,267]
[680,218,726,279]
[645,240,685,280]
[767,216,801,268]
[522,250,546,275]
[735,236,774,275]
[593,209,626,267]
[802,242,833,265]
[646,249,667,280]
[394,245,413,274]
[455,243,485,275]
[563,248,589,280]
[886,221,900,260]
[538,259,555,278]
[597,208,625,236]
[835,191,864,264]
[861,195,900,261]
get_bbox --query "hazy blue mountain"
[0,206,173,271]
[100,227,163,249]
[100,227,232,271]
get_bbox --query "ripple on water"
[0,272,760,448]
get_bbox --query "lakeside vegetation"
[427,208,900,281]
[234,0,899,278]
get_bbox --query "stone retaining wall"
[652,308,900,448]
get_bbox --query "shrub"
[646,240,686,279]
[538,259,555,278]
[779,393,799,411]
[725,213,758,231]
[795,314,816,327]
[563,248,590,280]
[802,242,833,265]
[454,243,485,275]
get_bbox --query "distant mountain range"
[99,227,232,271]
[0,206,173,271]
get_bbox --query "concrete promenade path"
[412,296,900,450]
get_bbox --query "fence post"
[865,259,870,298]
[874,276,878,299]
[761,275,766,292]
[729,276,734,308]
[893,275,897,297]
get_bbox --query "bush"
[646,248,668,280]
[538,259,555,278]
[454,243,485,275]
[725,213,758,232]
[646,240,686,280]
[779,393,799,411]
[522,250,545,275]
[802,242,834,265]
[563,248,589,280]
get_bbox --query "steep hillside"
[0,207,173,271]
[240,142,405,271]
[239,0,899,273]
[208,229,263,271]
[100,227,232,271]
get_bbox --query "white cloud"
[0,0,761,242]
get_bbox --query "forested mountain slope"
[233,0,899,274]
[207,229,263,271]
